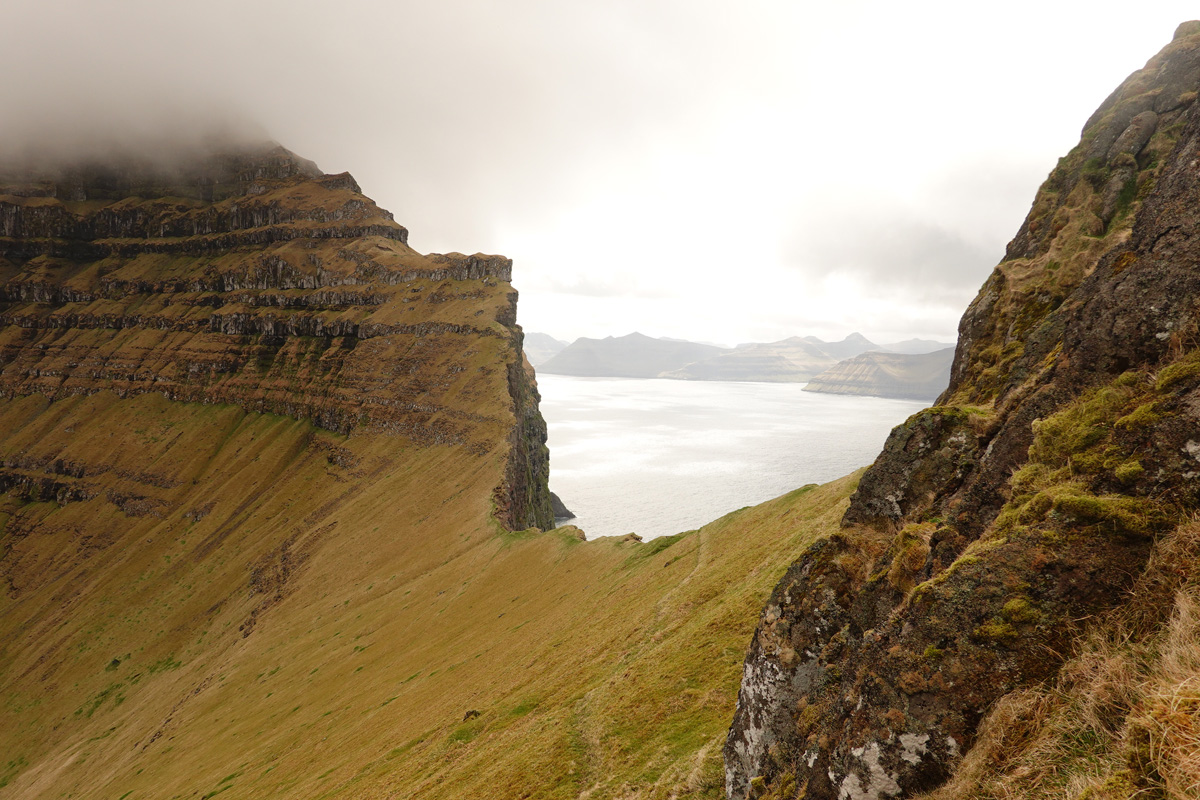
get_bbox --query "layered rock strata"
[0,143,552,531]
[801,348,954,401]
[727,22,1200,800]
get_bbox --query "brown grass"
[0,392,858,799]
[915,519,1200,800]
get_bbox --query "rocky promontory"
[0,143,552,530]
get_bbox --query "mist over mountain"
[876,337,955,355]
[4,9,1200,800]
[522,331,569,366]
[538,331,729,378]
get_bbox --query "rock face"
[550,490,575,521]
[802,348,954,401]
[726,24,1200,800]
[0,142,553,530]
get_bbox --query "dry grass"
[0,392,857,799]
[1142,590,1200,797]
[916,519,1200,800]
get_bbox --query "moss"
[1155,357,1200,392]
[795,700,821,735]
[1028,385,1136,468]
[1082,157,1110,189]
[974,620,1019,643]
[760,773,797,799]
[1017,491,1055,524]
[821,664,842,686]
[1114,370,1144,388]
[922,645,945,660]
[1049,490,1167,538]
[1111,152,1138,170]
[1111,176,1139,220]
[1002,597,1042,625]
[1114,461,1145,486]
[1112,252,1138,274]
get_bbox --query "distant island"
[535,332,727,378]
[522,331,569,366]
[802,347,955,401]
[533,330,955,400]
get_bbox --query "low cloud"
[787,203,1003,303]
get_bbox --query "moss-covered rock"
[728,24,1200,800]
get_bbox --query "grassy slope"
[0,388,858,799]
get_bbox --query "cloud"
[792,211,997,294]
[538,275,669,299]
[3,0,1199,347]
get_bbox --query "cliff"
[0,142,870,798]
[0,140,863,800]
[0,143,552,530]
[726,22,1200,800]
[801,348,954,401]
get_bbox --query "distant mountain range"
[533,331,955,398]
[523,332,569,366]
[537,332,728,378]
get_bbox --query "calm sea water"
[538,376,927,540]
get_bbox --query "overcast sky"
[4,1,1198,345]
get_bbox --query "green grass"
[0,384,861,800]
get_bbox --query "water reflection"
[538,375,927,540]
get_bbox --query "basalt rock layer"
[727,23,1200,800]
[0,143,572,799]
[0,143,552,531]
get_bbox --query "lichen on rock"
[726,23,1200,799]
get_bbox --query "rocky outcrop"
[802,348,954,401]
[496,343,554,530]
[726,23,1200,800]
[0,143,549,532]
[550,491,575,521]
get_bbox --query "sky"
[3,1,1198,346]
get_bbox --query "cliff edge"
[0,142,553,531]
[727,23,1200,799]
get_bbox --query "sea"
[537,375,928,540]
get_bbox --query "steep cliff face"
[727,23,1200,800]
[0,143,552,531]
[0,143,573,799]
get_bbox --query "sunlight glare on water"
[538,375,928,540]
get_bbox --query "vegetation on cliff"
[7,22,1200,800]
[0,142,857,800]
[726,22,1200,800]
